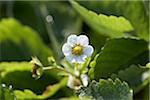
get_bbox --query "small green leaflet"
[111,65,150,93]
[0,84,16,100]
[78,78,133,100]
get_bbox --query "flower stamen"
[72,45,83,55]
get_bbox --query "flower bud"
[48,56,57,66]
[67,75,82,90]
[81,74,88,87]
[31,57,43,79]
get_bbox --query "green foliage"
[88,54,100,79]
[14,89,41,100]
[0,1,149,99]
[6,1,82,45]
[78,0,149,41]
[94,38,148,79]
[40,77,68,99]
[0,62,64,96]
[14,78,67,100]
[0,18,52,65]
[134,84,149,100]
[146,63,150,68]
[111,65,150,93]
[90,53,99,68]
[78,78,133,100]
[70,0,133,38]
[45,1,82,40]
[0,84,16,100]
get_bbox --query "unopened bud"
[31,57,43,79]
[67,75,82,90]
[48,56,57,66]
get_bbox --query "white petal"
[74,56,83,63]
[66,55,75,63]
[81,74,88,87]
[67,35,77,47]
[67,75,74,89]
[74,55,87,63]
[77,35,89,46]
[83,45,94,57]
[62,43,72,56]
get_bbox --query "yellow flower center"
[72,45,83,55]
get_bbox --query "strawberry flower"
[62,35,94,63]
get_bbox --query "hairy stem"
[39,2,61,60]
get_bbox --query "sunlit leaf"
[70,0,133,38]
[78,0,149,41]
[14,89,40,100]
[14,78,67,100]
[0,18,53,65]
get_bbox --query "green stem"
[39,2,61,60]
[6,1,14,17]
[43,66,76,77]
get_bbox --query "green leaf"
[60,96,79,100]
[0,62,61,95]
[77,0,148,41]
[40,78,67,99]
[0,1,82,44]
[70,1,133,38]
[14,78,67,100]
[0,84,16,100]
[14,89,40,100]
[78,78,133,100]
[111,65,150,93]
[94,38,148,79]
[0,18,53,65]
